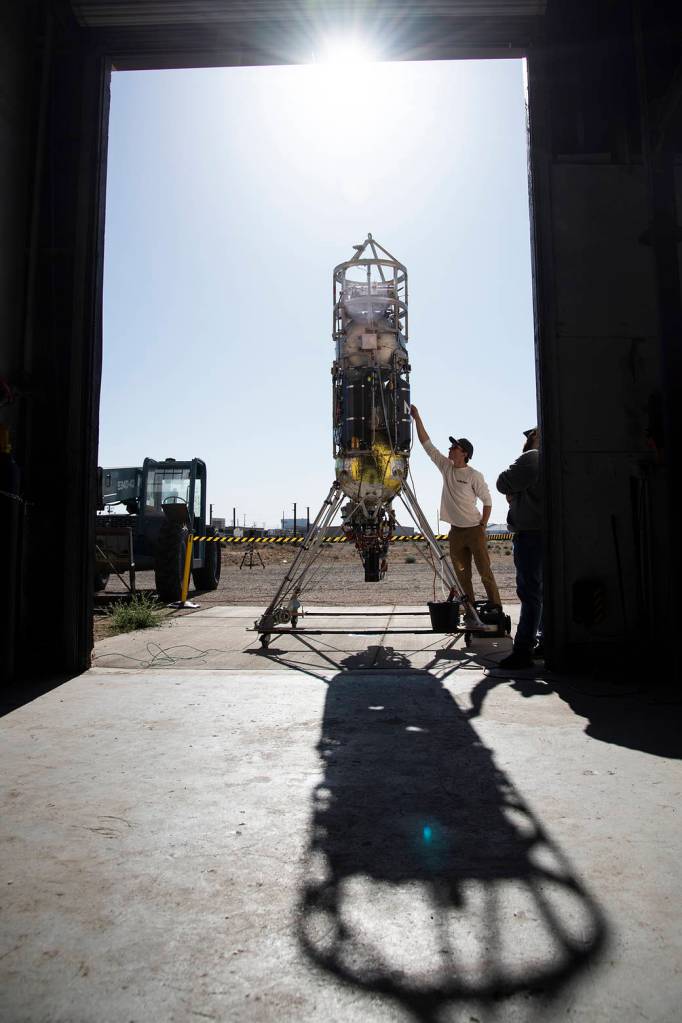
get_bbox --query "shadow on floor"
[551,678,682,759]
[249,634,505,677]
[0,671,77,718]
[465,671,554,720]
[297,667,608,1022]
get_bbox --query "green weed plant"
[107,593,166,634]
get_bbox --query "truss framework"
[254,480,500,647]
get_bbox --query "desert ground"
[95,538,518,639]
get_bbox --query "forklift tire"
[94,571,109,591]
[192,538,221,591]
[154,520,188,603]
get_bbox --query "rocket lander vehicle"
[333,233,411,582]
[256,235,503,646]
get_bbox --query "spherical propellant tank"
[331,235,411,580]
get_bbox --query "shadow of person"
[466,672,554,719]
[297,666,607,1022]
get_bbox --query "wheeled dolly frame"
[253,480,510,649]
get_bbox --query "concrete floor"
[1,606,680,1022]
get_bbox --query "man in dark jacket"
[496,427,542,669]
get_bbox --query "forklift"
[96,457,221,602]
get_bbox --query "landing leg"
[255,482,344,636]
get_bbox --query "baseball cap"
[448,436,474,459]
[523,427,538,438]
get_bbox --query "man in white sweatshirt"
[411,405,502,619]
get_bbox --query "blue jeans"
[513,530,543,654]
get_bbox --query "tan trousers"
[448,525,501,606]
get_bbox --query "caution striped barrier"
[192,532,513,544]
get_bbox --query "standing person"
[496,427,542,669]
[410,405,502,623]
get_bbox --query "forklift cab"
[141,458,208,567]
[96,456,219,598]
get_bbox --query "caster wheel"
[464,631,472,648]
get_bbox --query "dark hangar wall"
[529,1,679,669]
[0,0,678,684]
[0,5,35,680]
[1,2,107,683]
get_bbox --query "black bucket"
[428,600,460,633]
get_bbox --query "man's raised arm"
[411,404,450,472]
[410,405,430,446]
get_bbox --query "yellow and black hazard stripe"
[192,531,513,544]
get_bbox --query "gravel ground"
[95,540,518,641]
[103,538,519,604]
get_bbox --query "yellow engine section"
[335,437,407,504]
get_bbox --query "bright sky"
[102,57,535,530]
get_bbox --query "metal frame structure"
[254,479,502,647]
[332,234,409,357]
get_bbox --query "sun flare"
[316,36,378,67]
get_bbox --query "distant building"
[281,517,308,533]
[211,517,226,530]
[223,526,266,538]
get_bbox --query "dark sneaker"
[497,651,534,670]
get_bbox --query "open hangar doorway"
[1,0,679,686]
[99,57,535,615]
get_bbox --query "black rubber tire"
[154,520,188,602]
[192,539,222,591]
[94,571,110,591]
